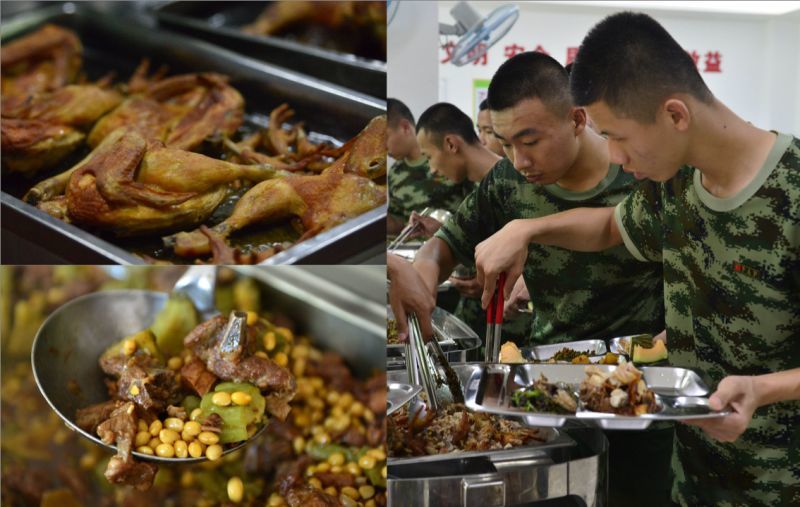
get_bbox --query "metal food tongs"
[484,273,507,362]
[405,313,464,412]
[387,207,452,252]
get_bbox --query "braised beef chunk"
[104,456,158,491]
[166,404,187,420]
[307,352,354,393]
[315,472,355,489]
[96,401,158,491]
[283,484,342,507]
[99,351,156,378]
[76,399,124,433]
[200,412,223,434]
[180,356,218,396]
[1,468,52,506]
[184,311,296,419]
[96,401,137,460]
[116,362,180,412]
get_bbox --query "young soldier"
[386,98,471,236]
[477,98,506,157]
[474,13,800,507]
[391,53,669,506]
[412,102,527,341]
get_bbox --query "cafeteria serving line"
[386,1,800,506]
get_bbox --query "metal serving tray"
[153,1,386,99]
[523,339,607,362]
[387,382,422,416]
[466,363,730,430]
[387,364,574,467]
[1,3,386,265]
[387,307,482,368]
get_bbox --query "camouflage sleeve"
[614,180,663,262]
[435,174,504,265]
[387,168,404,218]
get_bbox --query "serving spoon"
[31,266,267,463]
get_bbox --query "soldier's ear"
[571,108,587,135]
[444,134,459,153]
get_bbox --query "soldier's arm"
[413,237,459,296]
[684,368,800,442]
[475,207,621,308]
[387,253,436,341]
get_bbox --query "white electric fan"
[439,1,520,66]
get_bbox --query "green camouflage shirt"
[436,158,665,345]
[615,132,800,506]
[387,157,474,222]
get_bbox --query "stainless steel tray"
[523,339,607,361]
[1,4,386,265]
[387,363,575,467]
[153,1,386,99]
[387,307,482,368]
[466,363,730,430]
[387,382,421,416]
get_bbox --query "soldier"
[391,53,670,506]
[411,102,533,342]
[474,13,800,507]
[477,98,506,158]
[386,98,472,236]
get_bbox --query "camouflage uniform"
[387,157,473,223]
[615,132,800,506]
[436,158,665,345]
[437,158,671,506]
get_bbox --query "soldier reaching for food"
[386,98,473,236]
[474,13,800,507]
[388,51,671,506]
[411,102,531,344]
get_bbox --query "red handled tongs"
[484,273,507,362]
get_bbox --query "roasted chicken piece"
[27,128,284,236]
[165,117,386,259]
[88,72,244,150]
[168,169,386,258]
[243,1,386,50]
[1,119,84,176]
[1,85,123,174]
[1,24,81,103]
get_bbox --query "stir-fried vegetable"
[149,293,198,357]
[199,383,266,444]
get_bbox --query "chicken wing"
[1,24,81,101]
[88,73,244,150]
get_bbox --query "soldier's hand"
[504,277,530,320]
[448,275,482,299]
[407,212,443,239]
[387,254,436,342]
[681,375,757,442]
[475,220,529,309]
[653,329,667,344]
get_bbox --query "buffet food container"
[388,363,608,507]
[153,1,386,99]
[0,3,386,265]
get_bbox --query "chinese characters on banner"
[441,41,723,73]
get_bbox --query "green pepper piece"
[101,329,164,365]
[199,382,266,444]
[149,293,199,358]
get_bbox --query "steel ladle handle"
[173,266,217,319]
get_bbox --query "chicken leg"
[29,128,282,236]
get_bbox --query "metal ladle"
[31,266,267,463]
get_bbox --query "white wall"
[436,1,800,135]
[387,1,440,123]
